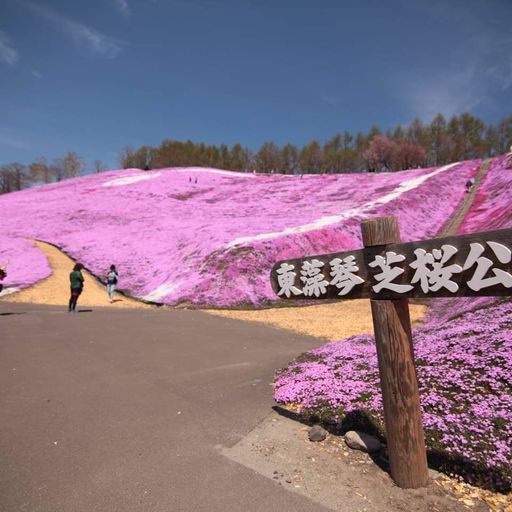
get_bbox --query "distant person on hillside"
[106,264,119,303]
[144,165,150,172]
[69,263,84,312]
[466,177,475,192]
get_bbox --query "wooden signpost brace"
[361,216,429,488]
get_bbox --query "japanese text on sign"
[271,230,512,300]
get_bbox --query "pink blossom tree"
[363,135,397,171]
[393,141,427,170]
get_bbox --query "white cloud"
[320,94,340,106]
[24,1,124,59]
[112,0,131,16]
[0,31,19,66]
[404,35,512,120]
[32,70,42,78]
[0,133,28,149]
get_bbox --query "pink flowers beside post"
[274,155,512,491]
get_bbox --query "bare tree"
[0,163,30,193]
[63,152,83,178]
[51,158,65,182]
[29,157,52,184]
[393,141,426,170]
[0,166,14,193]
[93,160,107,173]
[118,146,135,168]
[7,163,28,190]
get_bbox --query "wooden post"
[361,216,429,489]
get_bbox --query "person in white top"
[106,264,119,303]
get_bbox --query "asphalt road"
[0,303,330,512]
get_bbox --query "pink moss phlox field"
[0,236,50,290]
[459,153,512,234]
[274,298,512,489]
[275,154,512,490]
[0,161,478,305]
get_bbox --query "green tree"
[256,142,281,172]
[299,140,322,173]
[496,115,512,154]
[459,112,485,159]
[230,143,250,171]
[281,143,299,174]
[429,114,447,165]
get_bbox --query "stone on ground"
[344,431,381,453]
[308,425,328,442]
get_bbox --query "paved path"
[0,303,331,512]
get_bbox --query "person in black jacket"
[69,263,84,312]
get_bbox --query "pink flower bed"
[275,298,512,490]
[275,154,512,490]
[459,153,512,234]
[0,161,478,305]
[0,236,50,292]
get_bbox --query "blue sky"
[1,0,511,170]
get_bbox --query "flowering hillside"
[0,161,478,305]
[2,154,511,488]
[275,154,512,491]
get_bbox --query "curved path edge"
[2,240,151,308]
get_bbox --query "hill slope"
[0,161,479,306]
[274,153,512,490]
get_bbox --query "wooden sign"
[270,217,512,490]
[270,228,512,300]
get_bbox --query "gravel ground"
[224,410,510,512]
[205,301,426,341]
[2,241,150,309]
[2,241,425,339]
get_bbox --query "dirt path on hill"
[439,159,490,237]
[2,154,488,338]
[1,240,425,339]
[4,157,487,336]
[1,241,150,309]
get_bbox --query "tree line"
[0,153,107,194]
[120,112,512,173]
[1,112,511,195]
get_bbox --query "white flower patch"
[103,172,162,187]
[227,163,458,248]
[175,168,256,179]
[141,282,180,302]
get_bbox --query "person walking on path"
[465,177,475,192]
[69,263,84,312]
[106,264,119,303]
